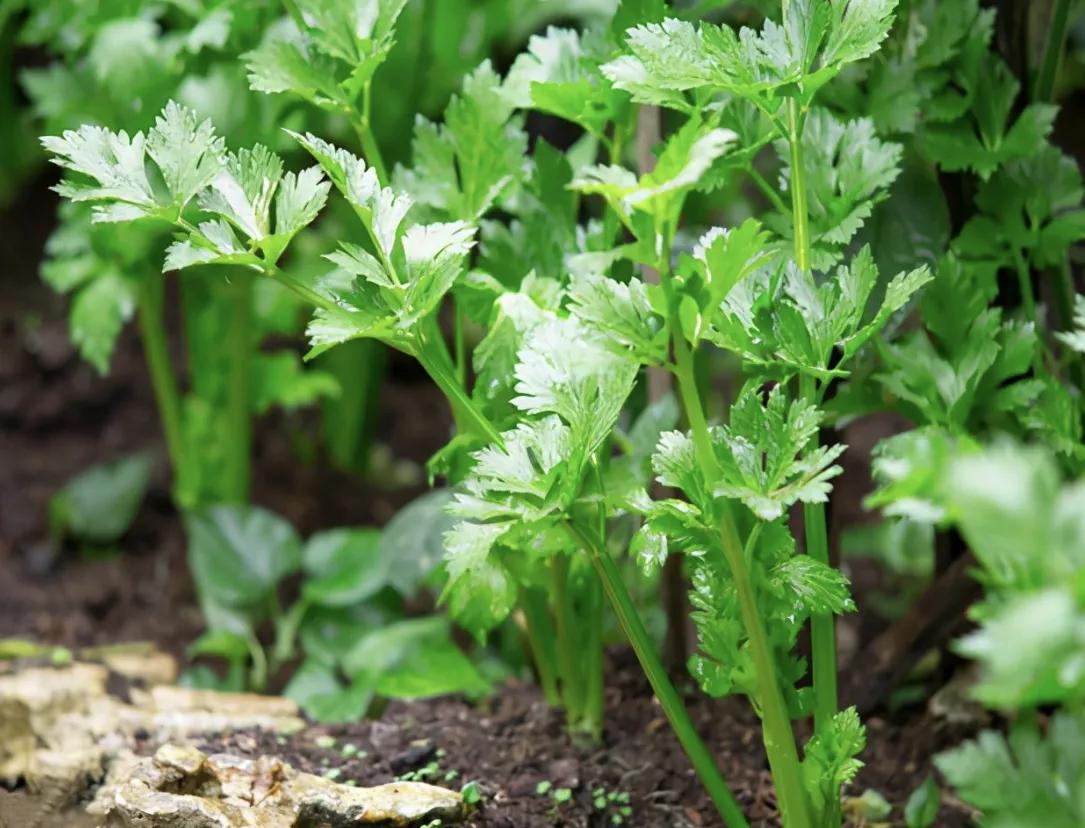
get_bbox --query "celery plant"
[40,1,964,824]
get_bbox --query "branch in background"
[842,552,980,715]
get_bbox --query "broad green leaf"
[43,100,224,222]
[566,272,667,365]
[572,124,736,223]
[185,504,302,612]
[603,2,897,110]
[512,317,638,473]
[956,588,1085,710]
[244,25,345,108]
[504,27,627,137]
[936,713,1085,827]
[955,144,1085,270]
[947,444,1070,589]
[49,452,152,546]
[378,489,456,595]
[904,776,941,828]
[920,58,1056,180]
[199,145,284,242]
[291,130,410,259]
[284,658,373,723]
[342,616,488,698]
[302,528,388,607]
[693,219,772,308]
[145,100,225,210]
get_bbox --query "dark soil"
[196,654,975,827]
[0,195,976,827]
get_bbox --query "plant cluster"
[26,0,1085,826]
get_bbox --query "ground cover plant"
[6,0,1085,825]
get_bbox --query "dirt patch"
[198,654,974,828]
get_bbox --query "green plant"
[180,501,488,717]
[48,453,152,552]
[871,442,1085,827]
[38,0,1085,825]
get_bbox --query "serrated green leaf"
[379,489,456,595]
[68,270,136,374]
[803,707,866,823]
[145,100,225,210]
[441,522,517,640]
[713,386,845,520]
[397,61,527,221]
[936,713,1085,826]
[251,351,339,414]
[567,272,667,364]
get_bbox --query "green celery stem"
[551,554,587,729]
[136,275,189,503]
[571,523,751,828]
[225,272,253,502]
[520,587,561,706]
[799,375,838,733]
[672,346,812,828]
[789,99,841,739]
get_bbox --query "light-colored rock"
[97,745,464,827]
[143,686,303,737]
[0,657,465,827]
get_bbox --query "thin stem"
[786,99,811,274]
[415,341,504,447]
[567,522,751,828]
[352,82,390,186]
[788,97,843,740]
[136,275,191,504]
[1012,247,1039,329]
[799,375,838,737]
[746,164,789,214]
[552,554,587,730]
[672,352,813,828]
[272,598,310,667]
[224,271,253,502]
[1030,10,1079,349]
[1035,0,1072,102]
[520,587,561,706]
[453,298,466,387]
[582,574,605,738]
[247,633,268,692]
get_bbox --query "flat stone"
[0,656,463,827]
[96,746,464,827]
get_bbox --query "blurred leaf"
[284,658,373,723]
[49,452,152,546]
[378,489,456,595]
[185,504,302,613]
[904,776,941,828]
[302,528,389,607]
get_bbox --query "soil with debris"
[196,655,975,827]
